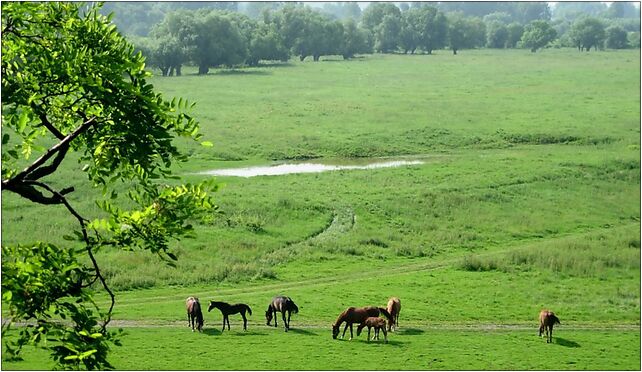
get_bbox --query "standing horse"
[332,306,392,340]
[208,301,252,332]
[357,317,388,343]
[265,295,299,332]
[386,297,401,332]
[186,297,203,332]
[538,309,561,343]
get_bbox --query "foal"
[208,301,252,332]
[357,317,388,343]
[538,310,561,343]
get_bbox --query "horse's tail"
[246,304,252,316]
[289,299,299,314]
[378,307,392,322]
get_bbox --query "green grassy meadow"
[2,49,640,370]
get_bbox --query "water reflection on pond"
[198,159,425,178]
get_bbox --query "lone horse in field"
[539,309,561,343]
[357,316,388,343]
[208,301,252,332]
[186,297,203,332]
[386,297,401,332]
[266,295,299,332]
[332,306,391,340]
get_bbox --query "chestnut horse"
[265,295,299,332]
[386,297,401,331]
[538,309,561,343]
[186,297,203,332]
[357,317,388,343]
[332,306,391,340]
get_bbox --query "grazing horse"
[332,306,392,340]
[539,310,561,343]
[265,295,299,332]
[386,297,401,332]
[186,297,203,332]
[357,317,388,343]
[208,301,252,332]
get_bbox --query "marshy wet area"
[197,158,426,177]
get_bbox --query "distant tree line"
[117,2,640,76]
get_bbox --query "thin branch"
[2,116,96,188]
[23,180,115,330]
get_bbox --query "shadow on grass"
[258,62,294,68]
[555,337,581,348]
[287,328,316,336]
[213,69,272,76]
[203,328,221,336]
[397,328,425,336]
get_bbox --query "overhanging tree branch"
[23,180,116,330]
[2,116,96,191]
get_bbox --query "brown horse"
[538,310,561,343]
[265,295,299,332]
[208,300,252,332]
[386,297,401,331]
[357,317,388,343]
[186,297,203,332]
[332,306,392,340]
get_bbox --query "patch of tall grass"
[458,225,640,277]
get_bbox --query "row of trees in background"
[122,2,641,75]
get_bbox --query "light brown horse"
[332,306,391,340]
[265,295,299,332]
[386,297,401,331]
[357,317,388,343]
[186,297,203,332]
[538,310,561,343]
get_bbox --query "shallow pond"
[197,159,425,177]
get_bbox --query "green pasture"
[2,49,640,370]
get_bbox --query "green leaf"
[201,141,213,147]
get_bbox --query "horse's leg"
[367,327,371,342]
[287,310,292,328]
[549,324,553,342]
[282,311,288,331]
[382,327,388,343]
[341,323,349,339]
[273,309,278,328]
[349,323,354,340]
[242,312,248,331]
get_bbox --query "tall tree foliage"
[520,19,557,52]
[1,2,215,369]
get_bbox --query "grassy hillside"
[2,49,640,370]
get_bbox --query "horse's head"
[332,323,340,339]
[265,309,273,325]
[207,301,216,312]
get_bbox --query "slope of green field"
[2,49,640,370]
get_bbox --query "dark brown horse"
[357,316,388,343]
[386,297,401,332]
[265,295,299,332]
[332,306,392,340]
[539,309,561,343]
[186,297,203,332]
[208,301,252,332]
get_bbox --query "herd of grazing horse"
[186,295,561,344]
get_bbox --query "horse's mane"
[378,307,392,321]
[334,307,355,325]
